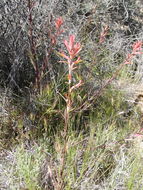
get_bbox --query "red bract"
[132,41,143,55]
[55,17,63,29]
[59,34,82,86]
[51,17,64,45]
[132,41,142,52]
[64,35,81,59]
[125,41,143,64]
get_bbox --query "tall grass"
[0,90,143,189]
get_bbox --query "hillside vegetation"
[1,0,143,189]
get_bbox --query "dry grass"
[1,0,143,189]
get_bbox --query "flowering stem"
[58,35,82,189]
[77,41,143,111]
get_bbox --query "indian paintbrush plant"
[56,34,83,189]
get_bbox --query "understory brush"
[1,86,143,189]
[1,1,143,189]
[0,97,143,189]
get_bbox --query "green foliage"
[14,144,43,190]
[1,0,143,189]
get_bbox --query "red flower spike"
[125,41,143,64]
[64,35,81,59]
[132,41,142,52]
[55,17,63,29]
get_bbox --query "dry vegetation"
[1,0,143,189]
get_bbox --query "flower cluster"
[51,17,64,45]
[64,35,81,59]
[58,34,83,189]
[55,17,64,34]
[60,35,82,88]
[55,17,63,28]
[125,41,143,64]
